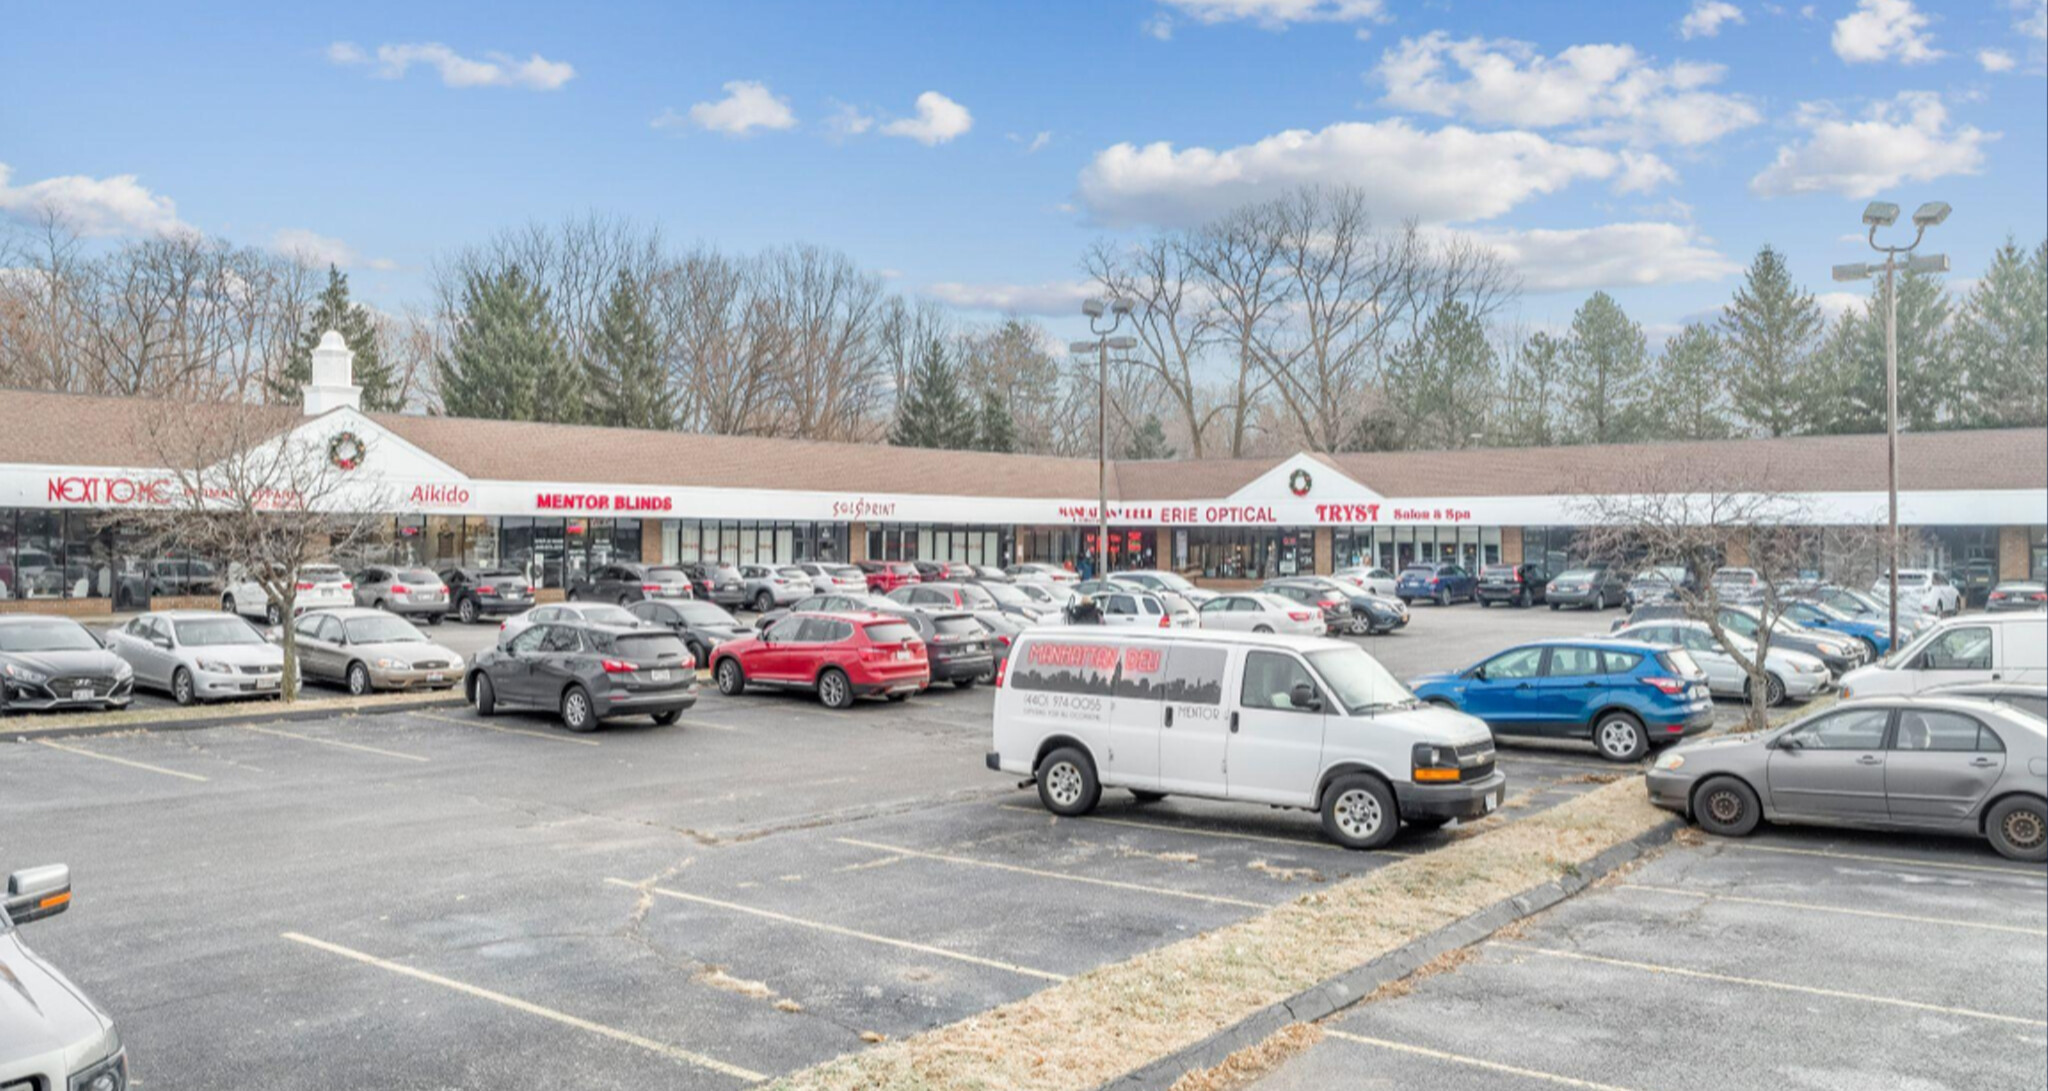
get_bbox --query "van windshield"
[1305,647,1417,713]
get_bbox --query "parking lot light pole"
[1071,299,1136,579]
[1833,199,1949,640]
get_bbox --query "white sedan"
[221,563,355,625]
[1872,570,1963,617]
[1332,566,1398,598]
[1006,563,1077,585]
[1609,619,1829,705]
[1196,591,1327,635]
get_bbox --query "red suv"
[858,561,921,593]
[711,612,929,708]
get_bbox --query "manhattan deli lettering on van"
[534,491,675,513]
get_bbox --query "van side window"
[1161,646,1227,705]
[1921,627,1991,670]
[1240,651,1318,712]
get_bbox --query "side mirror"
[1289,682,1322,711]
[1777,736,1804,751]
[1470,666,1488,682]
[4,864,72,924]
[152,636,174,650]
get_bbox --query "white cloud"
[1814,290,1866,320]
[660,80,797,136]
[922,279,1096,316]
[270,228,395,271]
[1615,150,1680,194]
[1159,0,1386,26]
[1376,33,1761,147]
[881,92,973,145]
[327,41,575,90]
[1144,13,1176,39]
[1831,0,1943,65]
[1750,92,1994,198]
[1978,48,2018,72]
[2019,0,2048,43]
[1438,222,1742,294]
[1680,1,1745,39]
[1076,118,1648,228]
[825,101,875,140]
[0,162,186,237]
[1008,130,1054,153]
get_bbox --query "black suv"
[440,568,535,624]
[467,621,698,732]
[628,598,751,668]
[681,562,747,607]
[891,610,994,687]
[1475,564,1548,608]
[569,562,693,604]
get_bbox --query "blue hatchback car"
[1396,563,1478,606]
[1409,638,1714,762]
[1780,599,1892,655]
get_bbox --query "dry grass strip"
[2,689,459,734]
[770,779,1666,1091]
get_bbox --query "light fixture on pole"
[1834,198,1949,642]
[1071,298,1139,578]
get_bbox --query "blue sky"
[3,0,2043,341]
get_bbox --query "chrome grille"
[238,664,277,675]
[47,675,111,696]
[412,660,451,670]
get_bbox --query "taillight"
[1644,676,1686,695]
[642,584,662,592]
[995,634,1014,648]
[342,582,354,590]
[1288,610,1315,621]
[295,581,313,591]
[601,659,635,674]
[1158,615,1171,628]
[2033,592,2047,602]
[526,585,538,594]
[994,656,1008,687]
[390,584,410,594]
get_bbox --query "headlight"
[68,1031,125,1091]
[113,660,134,680]
[2,662,49,684]
[1816,642,1845,657]
[374,657,399,669]
[1653,752,1686,771]
[195,658,232,674]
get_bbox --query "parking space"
[1253,825,2048,1091]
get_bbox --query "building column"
[1313,527,1333,575]
[849,523,868,564]
[1998,525,2028,580]
[1501,526,1523,565]
[641,519,663,564]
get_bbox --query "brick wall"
[849,523,868,563]
[1501,526,1523,564]
[1998,525,2029,580]
[1313,528,1333,575]
[642,519,663,564]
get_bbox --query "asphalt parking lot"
[1254,825,2048,1090]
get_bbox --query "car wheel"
[1763,673,1787,706]
[1692,776,1762,838]
[1549,602,1560,611]
[953,677,977,689]
[172,667,197,706]
[560,685,598,733]
[266,604,282,626]
[618,594,632,606]
[1479,599,1491,609]
[1987,797,2048,862]
[1348,617,1370,635]
[753,591,774,613]
[1399,596,1412,606]
[687,641,709,670]
[818,668,855,709]
[346,661,372,697]
[221,595,236,614]
[1593,712,1648,763]
[1593,592,1607,611]
[1036,746,1101,817]
[458,598,479,625]
[1130,790,1168,804]
[472,673,497,716]
[652,709,682,726]
[1436,588,1451,607]
[1858,636,1881,659]
[1253,624,1274,634]
[715,658,746,696]
[1321,773,1399,850]
[427,614,443,626]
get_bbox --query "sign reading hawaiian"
[534,491,675,513]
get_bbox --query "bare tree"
[753,244,890,441]
[1185,201,1289,457]
[1085,235,1218,456]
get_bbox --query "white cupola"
[302,330,364,415]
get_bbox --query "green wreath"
[1288,468,1312,497]
[328,430,367,472]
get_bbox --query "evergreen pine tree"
[1955,238,2048,429]
[269,266,400,411]
[975,388,1019,453]
[1124,414,1176,460]
[584,270,677,430]
[1721,246,1824,437]
[1820,269,1956,433]
[1499,330,1567,447]
[1654,324,1734,440]
[1807,310,1874,435]
[1564,291,1649,444]
[436,266,581,423]
[1385,301,1495,449]
[888,340,976,448]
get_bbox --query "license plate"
[71,686,94,700]
[1485,790,1501,813]
[255,678,279,690]
[426,672,445,683]
[650,669,672,682]
[894,650,911,661]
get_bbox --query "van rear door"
[1156,643,1233,795]
[1225,648,1327,807]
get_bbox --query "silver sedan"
[103,610,285,705]
[291,607,464,695]
[1609,619,1830,705]
[1646,694,2047,861]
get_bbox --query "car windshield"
[826,565,861,577]
[865,621,917,643]
[933,615,984,636]
[1798,601,1851,621]
[611,632,689,662]
[777,567,808,579]
[1634,567,1681,585]
[1399,566,1432,575]
[1146,572,1195,592]
[980,583,1030,605]
[576,605,639,626]
[674,602,736,625]
[343,616,428,644]
[0,619,100,652]
[481,570,522,580]
[712,565,741,579]
[302,566,348,583]
[1714,570,1756,583]
[1559,569,1599,580]
[1306,647,1417,713]
[955,585,998,608]
[648,567,689,581]
[1481,566,1516,576]
[174,618,265,646]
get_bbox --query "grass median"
[1,688,464,736]
[771,777,1668,1091]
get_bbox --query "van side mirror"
[4,864,72,924]
[1290,682,1322,711]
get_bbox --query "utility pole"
[1071,299,1136,579]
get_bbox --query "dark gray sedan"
[1647,695,2047,861]
[466,621,698,732]
[628,598,751,668]
[1546,566,1628,610]
[0,616,134,714]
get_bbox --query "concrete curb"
[3,694,468,741]
[1096,814,1685,1091]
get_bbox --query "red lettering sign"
[408,484,472,506]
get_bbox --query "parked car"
[1988,582,2048,612]
[1710,567,1766,605]
[681,562,748,607]
[988,629,1505,849]
[711,612,930,708]
[1012,580,1078,611]
[1872,569,1963,617]
[352,564,451,622]
[1951,557,2000,608]
[1115,569,1216,606]
[1647,695,2047,861]
[291,608,462,695]
[971,610,1024,680]
[1409,638,1714,762]
[468,621,697,732]
[754,592,899,632]
[104,610,285,705]
[222,563,354,625]
[739,565,812,613]
[1839,613,2048,699]
[1197,591,1327,635]
[857,560,922,593]
[569,562,694,605]
[1264,577,1407,636]
[1475,563,1549,608]
[890,610,994,688]
[1005,563,1077,585]
[1608,618,1829,705]
[1396,563,1477,606]
[965,579,1054,622]
[1792,585,1934,638]
[1623,566,1693,612]
[0,862,127,1091]
[499,601,647,645]
[794,562,868,596]
[1072,577,1142,599]
[888,580,1001,613]
[628,598,750,668]
[0,616,134,714]
[1923,681,2048,722]
[913,560,973,582]
[1331,566,1398,597]
[969,565,1012,582]
[1546,567,1627,611]
[1780,598,1894,655]
[440,567,536,624]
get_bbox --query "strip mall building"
[2,338,2043,613]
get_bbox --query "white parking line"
[237,723,429,763]
[1618,883,2048,936]
[33,739,208,782]
[835,837,1268,909]
[1496,943,2048,1027]
[282,932,763,1082]
[1718,841,2047,880]
[997,803,1411,857]
[1325,1029,1641,1090]
[417,711,600,746]
[607,878,1066,982]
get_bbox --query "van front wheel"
[1322,774,1398,850]
[1037,747,1101,817]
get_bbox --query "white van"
[988,628,1505,849]
[1840,611,2048,699]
